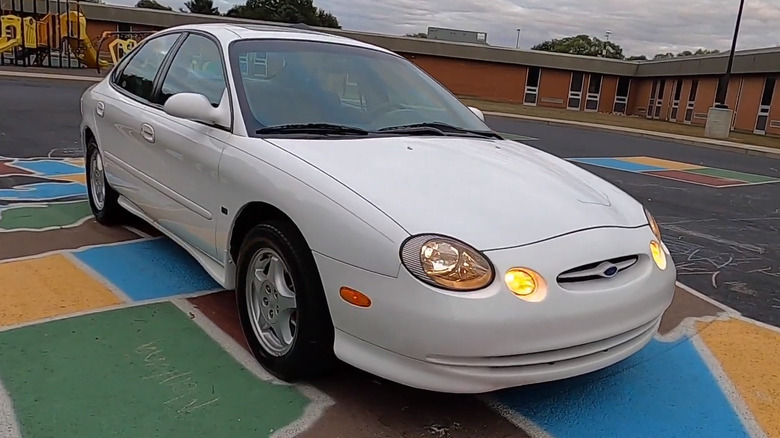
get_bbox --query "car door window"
[159,33,227,107]
[114,32,181,103]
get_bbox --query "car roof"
[164,22,396,55]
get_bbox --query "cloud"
[109,0,780,57]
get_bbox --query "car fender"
[216,139,411,280]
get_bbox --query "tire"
[85,137,124,225]
[235,220,337,382]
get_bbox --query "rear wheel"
[235,220,337,381]
[86,138,124,225]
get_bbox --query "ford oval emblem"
[603,265,619,277]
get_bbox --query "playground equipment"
[1,1,153,71]
[0,11,110,68]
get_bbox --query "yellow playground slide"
[60,11,109,69]
[0,15,21,54]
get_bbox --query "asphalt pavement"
[487,116,780,326]
[2,76,777,326]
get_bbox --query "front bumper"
[315,225,676,393]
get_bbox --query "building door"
[652,80,666,119]
[613,76,630,114]
[567,72,584,110]
[647,80,658,118]
[524,67,540,106]
[669,79,683,121]
[754,76,776,135]
[684,79,698,124]
[585,73,602,111]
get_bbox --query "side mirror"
[164,92,230,128]
[468,106,485,121]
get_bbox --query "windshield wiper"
[377,122,502,139]
[256,123,369,136]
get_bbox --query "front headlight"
[645,208,662,242]
[400,235,494,291]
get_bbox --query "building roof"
[9,0,780,77]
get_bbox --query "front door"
[139,32,231,260]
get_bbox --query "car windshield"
[228,38,494,136]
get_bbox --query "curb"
[482,111,780,159]
[0,70,104,82]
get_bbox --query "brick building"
[4,0,780,137]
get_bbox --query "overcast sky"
[114,0,780,57]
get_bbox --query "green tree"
[180,0,219,14]
[531,34,625,60]
[226,0,340,28]
[135,0,172,10]
[627,55,648,61]
[405,32,428,38]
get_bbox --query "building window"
[684,79,698,123]
[585,73,602,111]
[568,72,584,110]
[669,79,683,121]
[524,66,540,106]
[755,76,776,134]
[613,76,630,114]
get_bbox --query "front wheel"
[235,220,337,381]
[86,138,124,225]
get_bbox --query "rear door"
[96,31,185,214]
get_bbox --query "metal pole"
[515,28,521,49]
[715,0,746,107]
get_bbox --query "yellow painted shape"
[0,254,122,327]
[697,318,780,437]
[622,156,705,170]
[57,173,87,184]
[65,157,85,166]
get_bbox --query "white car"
[79,22,677,393]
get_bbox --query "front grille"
[556,255,639,284]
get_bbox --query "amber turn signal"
[340,287,372,307]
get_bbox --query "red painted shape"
[0,162,31,175]
[643,169,746,187]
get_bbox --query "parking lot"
[1,74,779,438]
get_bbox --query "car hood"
[266,136,648,250]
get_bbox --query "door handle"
[141,123,155,143]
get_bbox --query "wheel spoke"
[254,256,271,283]
[277,293,296,312]
[268,256,285,287]
[272,310,294,345]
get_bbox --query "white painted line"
[480,280,778,438]
[170,299,335,438]
[63,251,134,303]
[0,235,159,265]
[0,70,102,82]
[689,332,768,438]
[0,380,22,438]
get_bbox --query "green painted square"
[686,167,779,184]
[0,302,309,438]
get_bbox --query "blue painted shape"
[570,157,667,173]
[12,160,84,176]
[0,182,86,201]
[493,338,750,438]
[72,238,221,301]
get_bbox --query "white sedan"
[79,22,677,393]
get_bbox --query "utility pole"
[714,0,746,107]
[516,28,521,48]
[706,0,745,138]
